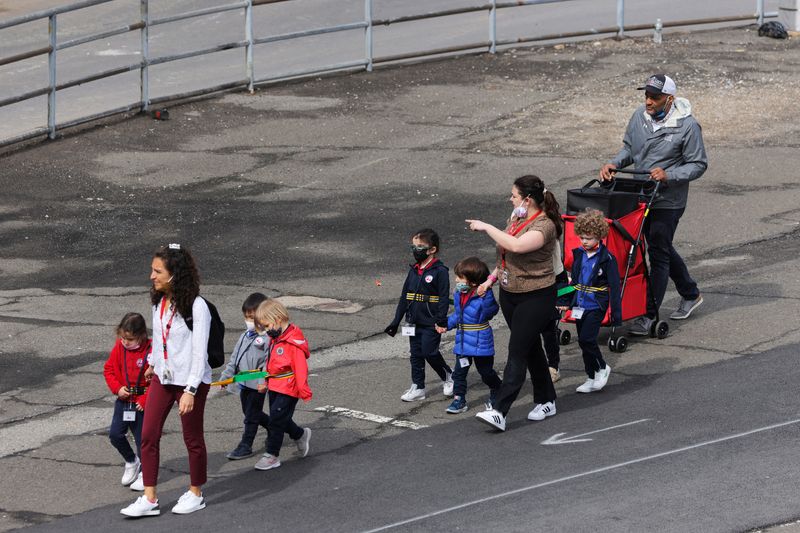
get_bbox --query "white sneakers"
[401,384,426,402]
[130,472,144,491]
[527,402,556,421]
[121,458,141,486]
[577,365,612,393]
[120,495,160,517]
[171,490,206,514]
[475,408,506,431]
[295,427,312,458]
[254,453,281,470]
[442,372,454,397]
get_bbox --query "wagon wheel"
[558,328,571,345]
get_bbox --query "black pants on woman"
[494,285,557,416]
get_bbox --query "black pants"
[452,355,502,399]
[409,326,452,388]
[109,399,143,463]
[494,286,557,416]
[645,207,700,318]
[266,391,304,457]
[239,387,270,449]
[542,270,569,369]
[576,308,607,378]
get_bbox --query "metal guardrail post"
[140,0,149,111]
[756,0,764,25]
[47,14,57,139]
[616,0,625,37]
[365,0,373,72]
[245,0,255,92]
[489,0,497,53]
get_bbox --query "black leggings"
[494,285,557,416]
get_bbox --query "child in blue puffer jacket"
[436,257,502,414]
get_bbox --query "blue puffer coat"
[446,289,499,357]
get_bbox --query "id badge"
[401,324,416,337]
[571,307,585,320]
[500,269,509,286]
[123,407,137,422]
[459,357,471,368]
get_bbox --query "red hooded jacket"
[265,324,312,401]
[103,338,152,409]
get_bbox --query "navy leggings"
[109,399,143,463]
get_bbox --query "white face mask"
[512,204,528,218]
[245,320,255,331]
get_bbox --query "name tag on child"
[459,357,471,368]
[402,324,416,336]
[571,307,585,319]
[123,407,137,422]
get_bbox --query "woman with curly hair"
[121,244,212,518]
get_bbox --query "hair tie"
[543,187,548,194]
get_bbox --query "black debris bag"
[758,21,788,39]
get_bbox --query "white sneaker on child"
[120,495,160,517]
[254,453,281,471]
[591,365,611,391]
[121,458,140,486]
[295,427,311,458]
[576,378,595,393]
[130,472,144,491]
[442,372,454,397]
[401,384,426,402]
[171,490,206,514]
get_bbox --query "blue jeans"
[452,356,501,399]
[109,399,143,463]
[239,387,270,449]
[576,308,606,378]
[645,208,700,318]
[408,326,452,388]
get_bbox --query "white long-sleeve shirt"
[149,296,212,388]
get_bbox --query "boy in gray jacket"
[600,74,706,334]
[220,292,270,460]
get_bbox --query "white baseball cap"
[637,74,676,96]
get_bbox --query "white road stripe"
[361,417,800,532]
[314,405,428,430]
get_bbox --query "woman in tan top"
[466,175,563,431]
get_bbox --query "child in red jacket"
[103,312,151,490]
[254,299,312,471]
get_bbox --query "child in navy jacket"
[569,209,622,393]
[385,228,454,402]
[436,257,501,414]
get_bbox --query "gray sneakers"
[629,316,654,336]
[295,427,311,458]
[254,453,281,471]
[670,295,704,320]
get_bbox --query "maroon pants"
[141,376,209,487]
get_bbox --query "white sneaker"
[121,457,140,486]
[591,365,611,391]
[120,495,160,517]
[254,453,281,471]
[442,372,454,397]
[171,490,206,515]
[295,427,311,458]
[576,378,595,393]
[475,409,506,431]
[527,401,556,421]
[130,472,144,491]
[400,384,426,402]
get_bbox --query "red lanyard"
[159,297,177,361]
[501,210,542,269]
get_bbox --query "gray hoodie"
[610,97,707,209]
[219,330,269,390]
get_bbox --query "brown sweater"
[496,215,557,293]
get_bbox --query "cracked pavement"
[0,25,799,531]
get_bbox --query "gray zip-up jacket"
[219,330,269,390]
[610,97,707,210]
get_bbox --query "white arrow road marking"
[541,418,652,445]
[314,405,429,430]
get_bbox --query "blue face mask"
[455,282,471,293]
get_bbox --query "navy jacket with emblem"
[569,243,623,326]
[390,259,450,329]
[446,289,499,357]
[219,330,269,391]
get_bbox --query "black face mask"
[266,327,282,339]
[412,249,430,263]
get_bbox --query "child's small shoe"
[401,384,426,402]
[295,428,311,457]
[549,367,561,383]
[130,472,144,491]
[254,453,281,471]
[121,457,141,486]
[576,378,595,393]
[442,372,454,397]
[446,396,468,414]
[226,444,254,460]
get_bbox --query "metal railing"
[0,0,778,149]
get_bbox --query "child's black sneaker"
[226,444,254,460]
[446,396,468,414]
